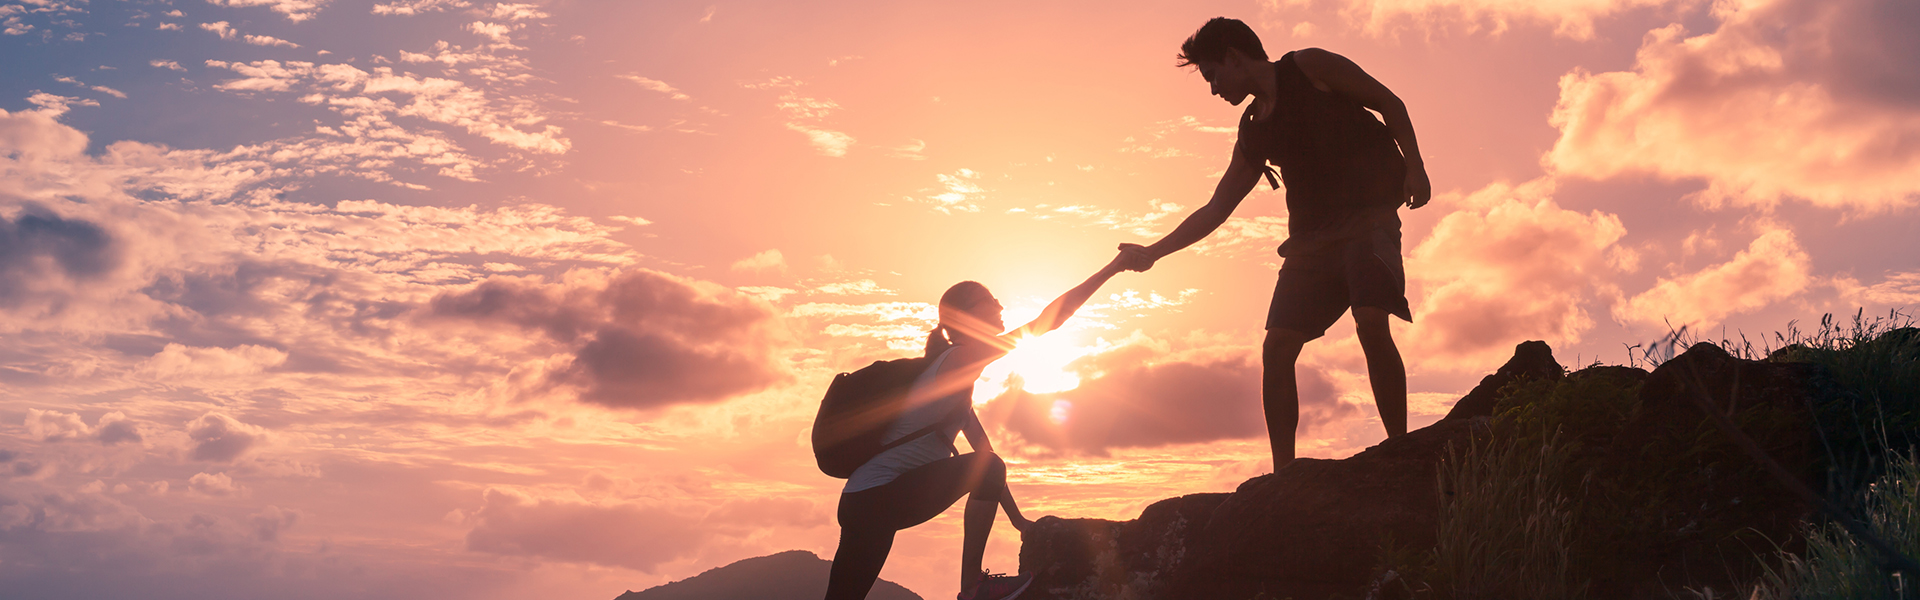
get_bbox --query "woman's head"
[925,281,1004,356]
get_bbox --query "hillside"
[612,550,923,600]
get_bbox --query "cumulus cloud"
[1403,179,1630,370]
[1615,225,1812,327]
[149,59,185,71]
[205,0,329,22]
[1313,0,1682,39]
[188,471,242,496]
[186,413,267,462]
[730,249,786,273]
[989,335,1355,453]
[25,408,91,441]
[427,268,790,408]
[464,488,704,572]
[94,412,142,445]
[199,20,236,39]
[921,168,984,214]
[0,205,120,311]
[1546,0,1920,211]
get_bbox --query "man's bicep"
[1212,148,1264,210]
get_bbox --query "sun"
[971,322,1107,404]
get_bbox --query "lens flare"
[972,328,1106,404]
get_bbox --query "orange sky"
[2,0,1917,598]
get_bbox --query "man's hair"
[1176,17,1267,67]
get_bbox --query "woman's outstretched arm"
[1005,253,1137,342]
[961,409,1031,531]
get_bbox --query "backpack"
[811,353,967,478]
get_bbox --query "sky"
[1,0,1916,598]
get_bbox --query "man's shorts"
[1267,227,1413,339]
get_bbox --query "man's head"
[1176,17,1267,68]
[1177,17,1268,106]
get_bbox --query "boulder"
[1440,340,1562,422]
[1166,418,1477,599]
[1019,493,1228,599]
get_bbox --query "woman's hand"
[1008,512,1035,534]
[1115,243,1156,273]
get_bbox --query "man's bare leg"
[1262,328,1311,471]
[1353,307,1407,437]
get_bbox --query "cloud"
[786,124,854,157]
[1546,0,1920,211]
[1615,225,1812,327]
[199,20,236,39]
[204,0,329,22]
[427,268,791,409]
[466,21,514,44]
[186,413,268,462]
[703,496,826,530]
[149,59,185,71]
[204,59,569,160]
[53,75,127,99]
[1310,0,1682,40]
[25,408,91,441]
[1403,179,1630,370]
[730,249,786,273]
[619,75,690,101]
[94,412,142,445]
[921,168,984,213]
[489,3,547,20]
[464,488,705,572]
[244,33,299,48]
[371,0,469,16]
[138,343,289,378]
[989,335,1356,453]
[0,204,121,311]
[188,471,242,496]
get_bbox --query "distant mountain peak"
[613,549,923,600]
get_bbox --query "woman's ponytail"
[924,325,952,357]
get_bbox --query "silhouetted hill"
[1019,335,1894,599]
[612,550,923,600]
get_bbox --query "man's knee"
[1352,307,1394,343]
[1263,328,1308,366]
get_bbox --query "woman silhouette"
[824,253,1138,600]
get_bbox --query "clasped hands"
[1109,243,1156,273]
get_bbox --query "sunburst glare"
[972,306,1112,404]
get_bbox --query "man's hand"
[1116,243,1157,272]
[1405,163,1432,209]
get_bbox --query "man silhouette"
[1120,17,1431,470]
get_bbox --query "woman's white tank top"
[841,349,969,493]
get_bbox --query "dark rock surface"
[1440,340,1563,422]
[613,549,921,600]
[1016,340,1831,599]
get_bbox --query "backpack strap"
[873,349,971,456]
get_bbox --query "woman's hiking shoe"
[956,569,1032,600]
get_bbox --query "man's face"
[1196,54,1251,106]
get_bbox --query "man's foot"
[956,569,1033,600]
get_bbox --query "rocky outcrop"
[1440,340,1562,422]
[1017,340,1833,600]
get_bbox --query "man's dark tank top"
[1236,51,1406,253]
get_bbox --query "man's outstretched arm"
[1122,149,1265,268]
[1292,47,1431,208]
